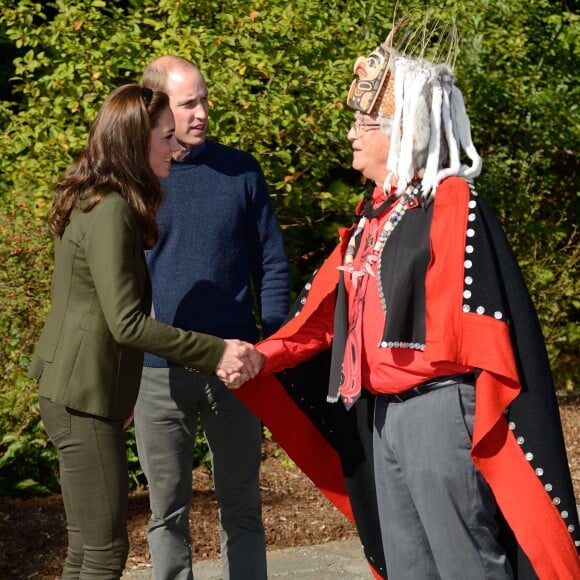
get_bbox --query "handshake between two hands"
[215,339,266,390]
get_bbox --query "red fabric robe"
[237,177,580,579]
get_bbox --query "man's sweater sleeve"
[247,161,290,338]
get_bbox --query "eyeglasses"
[350,121,381,135]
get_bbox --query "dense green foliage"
[0,0,577,496]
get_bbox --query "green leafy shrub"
[0,401,58,496]
[0,0,577,496]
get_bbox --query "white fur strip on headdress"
[397,65,428,192]
[435,77,462,185]
[421,75,443,195]
[385,57,407,191]
[450,87,482,179]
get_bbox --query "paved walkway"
[123,505,580,579]
[122,538,373,579]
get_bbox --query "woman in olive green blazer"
[28,188,226,419]
[29,85,261,579]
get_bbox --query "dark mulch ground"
[1,396,578,580]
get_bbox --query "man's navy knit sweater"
[144,140,289,368]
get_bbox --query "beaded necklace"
[338,183,420,287]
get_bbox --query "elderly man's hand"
[215,339,265,389]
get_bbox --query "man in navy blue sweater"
[134,56,290,580]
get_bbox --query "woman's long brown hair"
[49,84,169,249]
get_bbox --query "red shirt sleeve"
[257,292,336,375]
